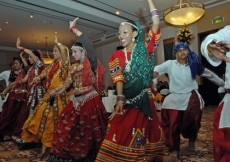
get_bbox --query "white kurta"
[154,60,224,111]
[201,25,230,128]
[0,70,11,112]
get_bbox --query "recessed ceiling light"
[6,22,8,24]
[116,11,120,15]
[55,32,57,34]
[30,13,33,18]
[0,29,1,31]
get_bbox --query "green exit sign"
[212,16,224,24]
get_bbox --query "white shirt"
[0,70,10,86]
[201,25,230,128]
[0,70,11,112]
[154,60,224,110]
[201,25,230,88]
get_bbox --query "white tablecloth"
[102,90,116,113]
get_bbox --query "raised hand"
[69,17,79,30]
[16,37,21,48]
[20,51,24,58]
[54,35,59,44]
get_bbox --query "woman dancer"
[0,57,27,141]
[48,17,108,162]
[21,36,70,157]
[11,38,46,146]
[96,0,164,161]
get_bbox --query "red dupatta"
[46,61,60,89]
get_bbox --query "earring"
[132,37,135,42]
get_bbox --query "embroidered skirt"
[48,91,108,161]
[96,97,165,162]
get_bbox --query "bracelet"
[117,94,125,98]
[207,47,213,56]
[70,26,77,33]
[150,9,159,18]
[117,94,126,104]
[21,47,25,52]
[116,100,125,104]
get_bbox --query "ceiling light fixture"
[116,11,120,15]
[164,0,205,26]
[30,13,33,18]
[6,22,8,24]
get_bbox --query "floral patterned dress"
[22,60,70,148]
[48,57,108,161]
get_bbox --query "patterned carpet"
[0,106,216,162]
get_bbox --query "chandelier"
[164,0,205,26]
[44,37,54,65]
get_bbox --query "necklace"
[124,43,136,72]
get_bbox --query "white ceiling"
[0,0,229,53]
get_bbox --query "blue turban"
[174,42,204,79]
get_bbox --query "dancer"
[0,57,27,142]
[200,25,230,162]
[47,17,108,162]
[154,42,225,161]
[11,38,46,146]
[96,0,165,161]
[21,35,70,157]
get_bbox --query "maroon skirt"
[48,92,108,161]
[0,90,27,137]
[12,84,46,142]
[96,97,165,162]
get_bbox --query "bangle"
[21,47,25,52]
[70,26,77,33]
[117,94,126,104]
[150,9,159,18]
[207,47,213,56]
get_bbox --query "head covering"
[36,50,45,65]
[71,42,86,63]
[174,42,204,79]
[9,60,14,67]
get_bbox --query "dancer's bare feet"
[36,144,47,158]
